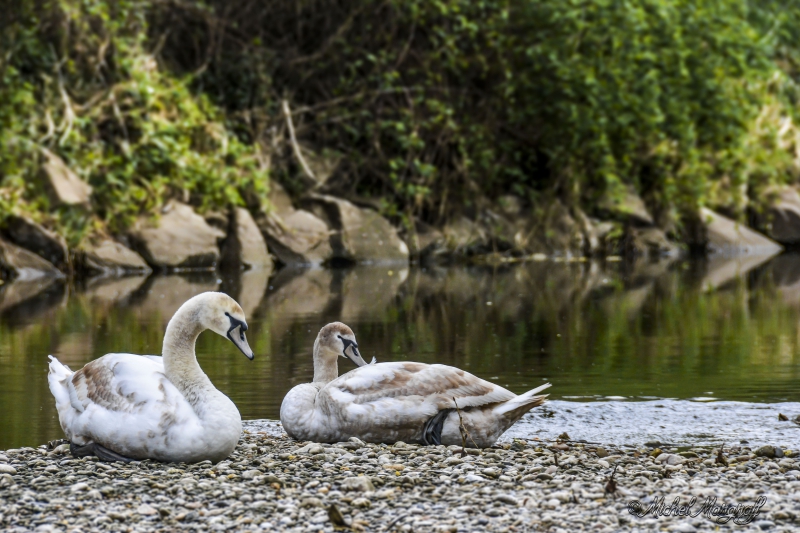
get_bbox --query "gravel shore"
[1,421,798,533]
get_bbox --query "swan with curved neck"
[280,322,551,447]
[48,292,254,463]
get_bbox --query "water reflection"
[1,255,799,449]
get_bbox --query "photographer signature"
[628,495,766,525]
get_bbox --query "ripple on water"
[501,399,800,447]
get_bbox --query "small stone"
[70,482,90,492]
[481,468,500,478]
[241,469,260,480]
[137,504,157,516]
[495,495,519,506]
[301,497,323,508]
[649,448,662,457]
[351,497,371,509]
[0,464,17,475]
[341,476,375,492]
[755,520,775,530]
[0,474,14,488]
[595,447,609,458]
[755,446,778,458]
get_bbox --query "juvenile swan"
[48,292,254,463]
[280,322,551,447]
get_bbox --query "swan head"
[192,292,254,360]
[315,322,368,367]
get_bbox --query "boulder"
[542,200,586,256]
[303,194,409,265]
[2,216,69,270]
[758,186,800,245]
[258,182,332,266]
[39,149,92,207]
[689,207,783,256]
[129,201,225,270]
[75,238,151,276]
[404,220,444,258]
[220,207,273,272]
[0,237,64,281]
[627,227,681,258]
[598,186,654,227]
[442,217,487,254]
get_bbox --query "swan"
[280,322,551,447]
[47,292,254,463]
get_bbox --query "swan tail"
[495,382,552,422]
[47,355,76,411]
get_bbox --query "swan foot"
[421,408,455,445]
[70,442,135,462]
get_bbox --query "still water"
[1,254,799,450]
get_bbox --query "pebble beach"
[1,421,798,533]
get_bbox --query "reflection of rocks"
[130,274,219,327]
[225,267,270,318]
[130,201,224,270]
[304,194,409,265]
[0,238,63,281]
[39,149,92,207]
[0,277,61,314]
[80,275,148,306]
[3,216,69,270]
[265,268,333,320]
[75,239,151,276]
[688,208,782,256]
[221,207,273,273]
[52,330,95,368]
[763,254,800,306]
[701,254,776,291]
[0,278,65,323]
[338,267,409,322]
[259,184,332,266]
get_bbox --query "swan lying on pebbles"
[47,292,254,463]
[280,322,551,447]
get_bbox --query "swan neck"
[162,304,209,391]
[312,336,338,384]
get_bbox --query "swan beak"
[228,326,254,360]
[345,345,369,367]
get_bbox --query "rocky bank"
[1,422,798,533]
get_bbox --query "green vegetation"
[3,0,800,243]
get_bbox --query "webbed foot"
[70,441,135,462]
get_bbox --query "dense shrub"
[2,0,799,242]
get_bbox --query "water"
[1,254,799,450]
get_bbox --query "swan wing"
[69,354,173,414]
[331,362,516,411]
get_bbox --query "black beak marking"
[225,312,252,359]
[337,334,359,359]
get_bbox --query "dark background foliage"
[2,0,800,241]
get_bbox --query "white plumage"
[281,322,551,447]
[48,292,254,463]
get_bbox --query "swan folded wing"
[68,354,177,415]
[332,362,516,411]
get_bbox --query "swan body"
[280,323,551,447]
[48,292,254,463]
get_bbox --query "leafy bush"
[2,0,800,244]
[0,0,268,245]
